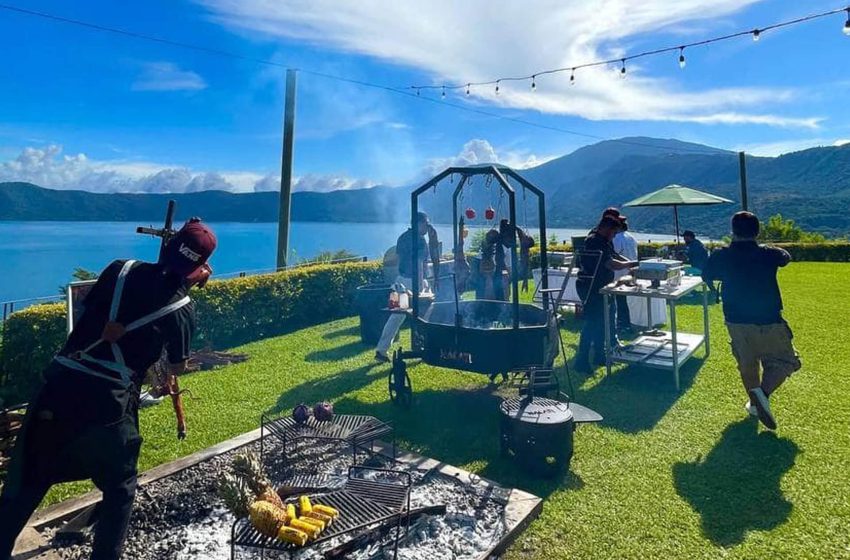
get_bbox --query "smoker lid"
[500,396,573,425]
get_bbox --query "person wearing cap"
[702,211,800,430]
[613,216,638,331]
[0,218,217,560]
[682,230,709,271]
[375,212,436,362]
[575,215,638,374]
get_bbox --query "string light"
[495,80,500,95]
[620,59,626,78]
[844,8,850,36]
[752,28,761,41]
[416,88,420,96]
[466,83,470,95]
[678,47,686,69]
[570,68,575,85]
[531,75,537,91]
[441,85,446,99]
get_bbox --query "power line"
[0,3,792,158]
[411,5,850,93]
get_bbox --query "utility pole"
[738,151,749,211]
[276,69,297,269]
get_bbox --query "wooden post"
[738,151,749,212]
[276,69,297,269]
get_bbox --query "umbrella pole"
[674,205,680,246]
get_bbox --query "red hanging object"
[465,207,476,219]
[485,206,496,220]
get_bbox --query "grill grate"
[231,466,411,558]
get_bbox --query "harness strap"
[124,296,191,332]
[55,356,131,388]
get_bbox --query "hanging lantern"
[485,206,496,220]
[465,207,476,219]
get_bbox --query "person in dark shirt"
[375,212,436,362]
[574,216,638,373]
[702,211,800,430]
[682,230,708,270]
[0,219,216,560]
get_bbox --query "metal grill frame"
[230,466,412,559]
[260,413,395,468]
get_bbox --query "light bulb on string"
[752,28,761,41]
[570,68,575,85]
[531,75,537,92]
[678,47,686,69]
[466,83,470,96]
[415,88,420,96]
[844,9,850,36]
[441,86,446,99]
[620,59,626,79]
[495,80,501,95]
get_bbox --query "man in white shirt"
[612,216,638,331]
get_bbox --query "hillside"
[2,137,850,236]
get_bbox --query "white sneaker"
[744,400,758,417]
[748,387,777,430]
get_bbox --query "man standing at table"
[613,216,638,332]
[575,216,638,374]
[702,211,800,430]
[682,230,709,271]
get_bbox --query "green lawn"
[47,262,850,558]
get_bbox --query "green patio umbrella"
[623,184,733,244]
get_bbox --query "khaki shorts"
[726,321,802,380]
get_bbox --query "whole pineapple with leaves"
[217,472,254,518]
[231,451,284,508]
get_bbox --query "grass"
[44,262,850,559]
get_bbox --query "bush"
[0,261,382,406]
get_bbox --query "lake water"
[0,221,675,304]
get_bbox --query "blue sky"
[0,0,848,193]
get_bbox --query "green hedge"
[0,261,382,407]
[534,241,850,264]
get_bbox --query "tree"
[759,214,827,243]
[58,267,98,294]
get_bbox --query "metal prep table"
[601,275,710,390]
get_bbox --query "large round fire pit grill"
[499,396,574,477]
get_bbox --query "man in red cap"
[0,219,216,560]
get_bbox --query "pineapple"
[217,472,253,518]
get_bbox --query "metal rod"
[490,167,520,329]
[276,69,297,269]
[739,151,749,211]
[451,176,469,264]
[674,205,680,246]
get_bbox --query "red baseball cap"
[161,218,217,278]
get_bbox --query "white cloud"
[733,137,850,157]
[0,144,378,194]
[835,139,850,147]
[197,0,818,128]
[132,62,207,92]
[425,138,554,177]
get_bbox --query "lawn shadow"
[673,418,798,547]
[304,340,368,362]
[572,357,703,434]
[332,388,584,500]
[321,325,360,340]
[264,362,384,416]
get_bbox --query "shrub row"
[0,261,382,406]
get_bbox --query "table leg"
[604,293,612,375]
[670,302,680,391]
[703,284,711,357]
[646,295,653,330]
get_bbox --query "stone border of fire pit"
[15,429,542,560]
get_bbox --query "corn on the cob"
[258,488,285,509]
[249,501,288,538]
[289,518,321,539]
[305,511,332,526]
[313,504,339,518]
[276,526,308,546]
[300,513,326,530]
[299,495,313,514]
[286,503,297,520]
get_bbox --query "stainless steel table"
[601,275,710,390]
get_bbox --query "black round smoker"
[499,396,574,477]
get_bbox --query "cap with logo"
[161,218,217,278]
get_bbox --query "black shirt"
[577,232,615,297]
[396,228,427,277]
[685,238,709,270]
[61,260,195,387]
[702,241,791,324]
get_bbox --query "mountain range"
[2,137,850,237]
